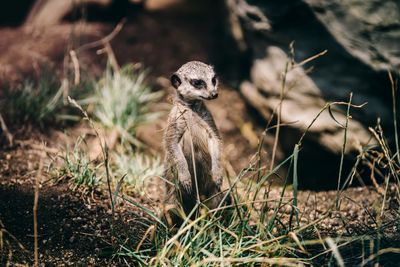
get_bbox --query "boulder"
[226,0,399,188]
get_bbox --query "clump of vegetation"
[114,132,400,266]
[3,76,64,126]
[113,152,163,196]
[93,64,163,146]
[1,71,92,128]
[55,138,102,193]
[64,63,165,198]
[114,149,308,266]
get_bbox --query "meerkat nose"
[211,92,218,99]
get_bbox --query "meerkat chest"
[180,112,213,155]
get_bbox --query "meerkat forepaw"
[179,178,192,194]
[212,167,223,190]
[213,175,223,191]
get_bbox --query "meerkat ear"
[170,73,182,89]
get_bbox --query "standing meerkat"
[163,61,226,221]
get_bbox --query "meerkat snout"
[170,61,219,101]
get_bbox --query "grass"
[0,219,29,266]
[108,64,400,266]
[1,70,92,128]
[114,151,314,266]
[73,63,164,196]
[3,75,64,126]
[93,64,163,147]
[111,112,400,266]
[2,60,400,266]
[55,137,103,193]
[113,151,163,196]
[4,63,164,196]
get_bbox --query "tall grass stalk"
[68,96,116,244]
[388,71,399,164]
[335,93,352,210]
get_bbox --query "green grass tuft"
[56,137,102,192]
[113,151,163,196]
[1,70,93,128]
[4,75,63,126]
[93,64,163,146]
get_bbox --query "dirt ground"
[1,1,400,266]
[1,131,399,265]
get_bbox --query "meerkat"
[163,61,226,222]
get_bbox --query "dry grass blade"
[361,247,400,266]
[288,232,308,254]
[75,19,126,53]
[0,113,13,146]
[335,93,352,209]
[270,60,289,171]
[388,71,399,164]
[194,256,305,266]
[325,237,344,267]
[295,50,328,67]
[33,149,44,267]
[69,50,80,86]
[68,96,115,243]
[135,225,155,252]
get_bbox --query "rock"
[241,46,372,154]
[225,0,399,188]
[25,0,112,27]
[304,0,400,72]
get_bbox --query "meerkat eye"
[212,76,217,86]
[190,79,206,89]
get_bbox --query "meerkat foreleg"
[165,113,192,194]
[173,146,192,194]
[208,136,223,190]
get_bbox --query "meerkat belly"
[180,125,213,190]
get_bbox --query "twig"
[33,150,44,267]
[69,50,80,86]
[15,140,58,154]
[0,220,28,253]
[97,42,120,72]
[0,113,13,146]
[75,19,126,53]
[294,50,328,68]
[361,247,400,266]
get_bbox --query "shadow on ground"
[0,184,148,265]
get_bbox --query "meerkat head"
[170,61,219,102]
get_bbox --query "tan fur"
[163,62,224,220]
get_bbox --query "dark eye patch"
[212,76,217,86]
[190,79,206,89]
